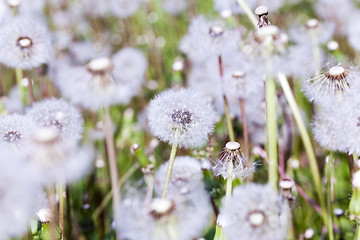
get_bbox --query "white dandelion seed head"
[179,15,242,64]
[2,86,23,113]
[110,0,142,19]
[220,184,290,240]
[312,107,343,152]
[213,142,255,179]
[147,88,216,149]
[28,139,95,184]
[154,156,203,196]
[0,146,41,239]
[302,62,360,107]
[162,0,187,15]
[0,113,35,154]
[26,98,84,146]
[0,16,52,69]
[117,187,212,240]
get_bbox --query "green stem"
[326,152,335,240]
[92,162,139,221]
[223,96,235,142]
[235,0,258,28]
[356,223,360,240]
[161,129,180,198]
[225,161,234,201]
[103,107,120,239]
[214,225,227,240]
[266,75,278,189]
[277,72,328,226]
[58,184,64,239]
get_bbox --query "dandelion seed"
[0,17,51,69]
[220,184,290,240]
[213,142,255,179]
[147,88,216,149]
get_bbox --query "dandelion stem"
[58,184,64,239]
[65,185,72,240]
[92,162,139,221]
[239,98,249,157]
[266,74,278,189]
[24,71,34,105]
[103,106,120,239]
[218,56,235,142]
[235,0,258,28]
[277,72,328,228]
[356,223,360,240]
[225,160,234,201]
[162,129,180,198]
[326,152,335,240]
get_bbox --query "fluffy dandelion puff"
[303,63,360,106]
[0,16,51,69]
[0,113,35,154]
[0,146,41,239]
[154,156,204,196]
[220,183,290,240]
[117,189,212,240]
[147,88,216,149]
[213,142,255,179]
[26,98,83,146]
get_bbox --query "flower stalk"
[161,128,180,198]
[235,0,257,28]
[325,153,335,240]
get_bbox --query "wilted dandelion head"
[0,17,51,69]
[26,98,83,146]
[220,184,290,240]
[0,113,34,154]
[147,88,216,149]
[154,156,203,196]
[303,63,360,105]
[213,142,255,179]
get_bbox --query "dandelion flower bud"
[213,142,255,180]
[147,88,216,149]
[26,98,83,146]
[220,184,290,240]
[0,17,51,69]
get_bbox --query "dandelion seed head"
[26,98,83,146]
[154,156,203,196]
[147,88,216,148]
[0,113,34,154]
[87,57,113,73]
[221,184,290,240]
[0,17,51,69]
[213,142,255,179]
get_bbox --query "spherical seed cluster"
[0,16,51,69]
[0,146,40,240]
[55,47,147,110]
[26,98,83,146]
[117,187,212,240]
[220,184,290,240]
[147,88,216,149]
[0,113,35,154]
[154,156,203,196]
